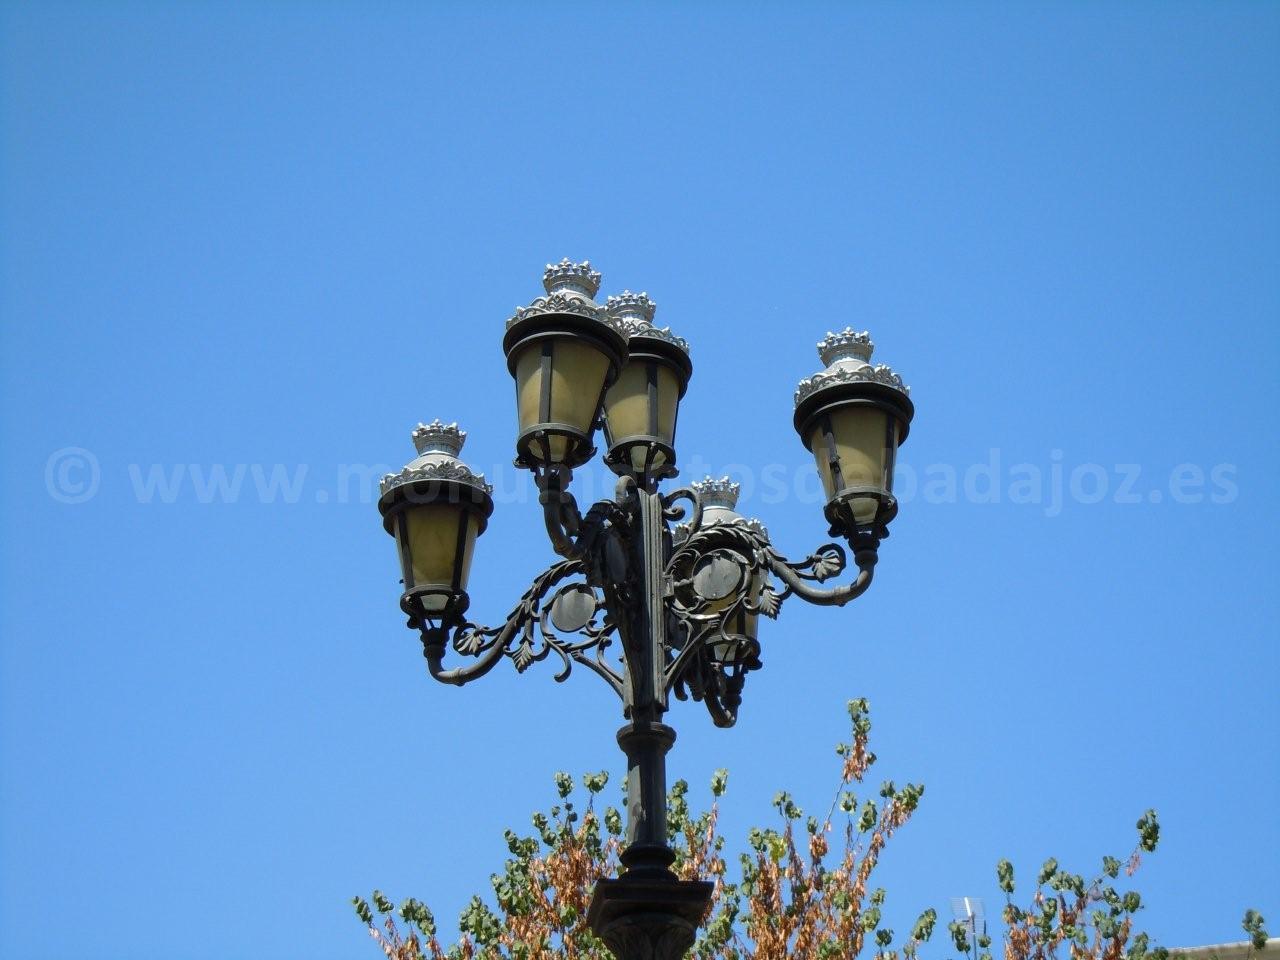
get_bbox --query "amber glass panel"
[403,503,477,590]
[809,407,893,524]
[604,362,680,469]
[603,362,649,439]
[514,338,612,463]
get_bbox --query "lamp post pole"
[377,259,916,960]
[584,482,712,960]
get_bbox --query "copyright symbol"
[45,447,100,504]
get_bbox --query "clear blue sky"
[2,2,1276,958]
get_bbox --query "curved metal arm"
[422,621,511,685]
[418,558,626,697]
[535,465,584,558]
[662,486,703,536]
[537,469,633,562]
[767,550,875,606]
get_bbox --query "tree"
[354,701,1266,960]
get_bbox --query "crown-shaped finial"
[411,419,466,457]
[818,328,875,367]
[604,289,689,352]
[691,475,741,510]
[382,419,490,497]
[542,258,602,299]
[796,327,908,407]
[606,290,657,325]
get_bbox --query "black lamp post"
[376,259,915,960]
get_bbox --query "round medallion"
[549,583,598,633]
[691,552,745,602]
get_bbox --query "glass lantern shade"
[710,568,764,658]
[795,384,913,536]
[602,338,691,482]
[705,569,764,708]
[504,315,627,470]
[397,504,479,605]
[380,480,493,624]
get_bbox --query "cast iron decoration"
[377,259,915,960]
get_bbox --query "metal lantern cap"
[605,291,691,358]
[505,257,627,342]
[793,327,914,441]
[604,291,692,388]
[378,420,495,533]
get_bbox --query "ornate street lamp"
[378,261,915,960]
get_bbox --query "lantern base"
[400,586,469,630]
[514,424,597,472]
[824,488,897,546]
[603,436,678,489]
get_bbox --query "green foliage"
[351,701,1229,960]
[911,907,938,943]
[949,919,973,955]
[997,858,1016,894]
[1242,909,1268,951]
[553,772,573,799]
[1038,857,1059,886]
[1136,810,1160,853]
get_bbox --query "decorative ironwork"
[379,258,916,959]
[421,558,624,697]
[795,363,909,403]
[419,471,877,728]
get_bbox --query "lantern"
[793,329,914,539]
[502,259,629,471]
[378,420,494,625]
[601,291,692,484]
[675,477,766,669]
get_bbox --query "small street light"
[376,259,915,960]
